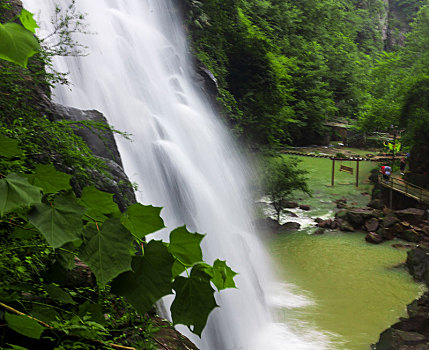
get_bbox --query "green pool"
[266,155,424,349]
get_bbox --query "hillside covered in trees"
[182,0,429,156]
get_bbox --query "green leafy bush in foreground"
[0,133,237,348]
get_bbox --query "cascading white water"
[22,1,335,348]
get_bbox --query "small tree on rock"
[263,156,311,223]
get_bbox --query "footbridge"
[378,174,429,205]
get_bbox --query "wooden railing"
[378,174,429,204]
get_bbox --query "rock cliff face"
[49,103,136,211]
[383,0,425,50]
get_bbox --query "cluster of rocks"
[315,199,429,245]
[374,245,429,349]
[255,200,311,232]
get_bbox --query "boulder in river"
[367,198,385,210]
[281,200,299,208]
[398,229,422,243]
[314,228,325,235]
[299,204,311,211]
[281,222,301,231]
[365,232,383,244]
[317,219,332,229]
[406,246,429,283]
[395,208,427,225]
[380,223,404,240]
[381,215,400,229]
[340,220,355,232]
[346,208,380,228]
[365,217,379,232]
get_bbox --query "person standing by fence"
[400,157,406,175]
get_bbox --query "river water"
[267,156,424,349]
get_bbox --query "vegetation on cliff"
[183,0,429,152]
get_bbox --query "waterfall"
[22,1,333,348]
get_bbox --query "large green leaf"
[168,226,204,267]
[28,193,85,248]
[78,301,105,325]
[5,344,28,349]
[79,218,133,286]
[0,22,39,67]
[171,270,218,337]
[121,203,165,239]
[30,304,60,324]
[45,284,76,304]
[0,173,42,217]
[5,313,45,339]
[0,134,22,158]
[169,226,205,277]
[31,164,72,194]
[210,259,238,291]
[78,186,120,222]
[111,240,174,314]
[188,261,237,291]
[19,9,39,33]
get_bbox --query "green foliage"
[185,0,387,146]
[78,186,120,222]
[31,163,73,193]
[28,192,86,248]
[168,226,204,271]
[111,241,175,314]
[0,22,40,68]
[5,313,45,339]
[171,270,218,336]
[263,156,311,222]
[0,150,237,345]
[19,9,39,33]
[79,218,133,287]
[0,134,22,158]
[0,173,42,216]
[120,203,164,240]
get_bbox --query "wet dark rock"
[193,62,219,102]
[314,228,325,235]
[90,159,137,211]
[368,198,385,210]
[281,222,301,231]
[380,223,404,240]
[365,217,380,232]
[331,220,339,230]
[281,200,299,208]
[340,220,355,232]
[382,215,400,228]
[406,247,429,283]
[365,232,383,244]
[347,208,380,228]
[376,328,426,350]
[299,204,311,211]
[395,208,427,225]
[317,219,332,229]
[399,229,423,243]
[335,209,348,220]
[52,104,123,167]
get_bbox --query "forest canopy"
[183,0,429,150]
